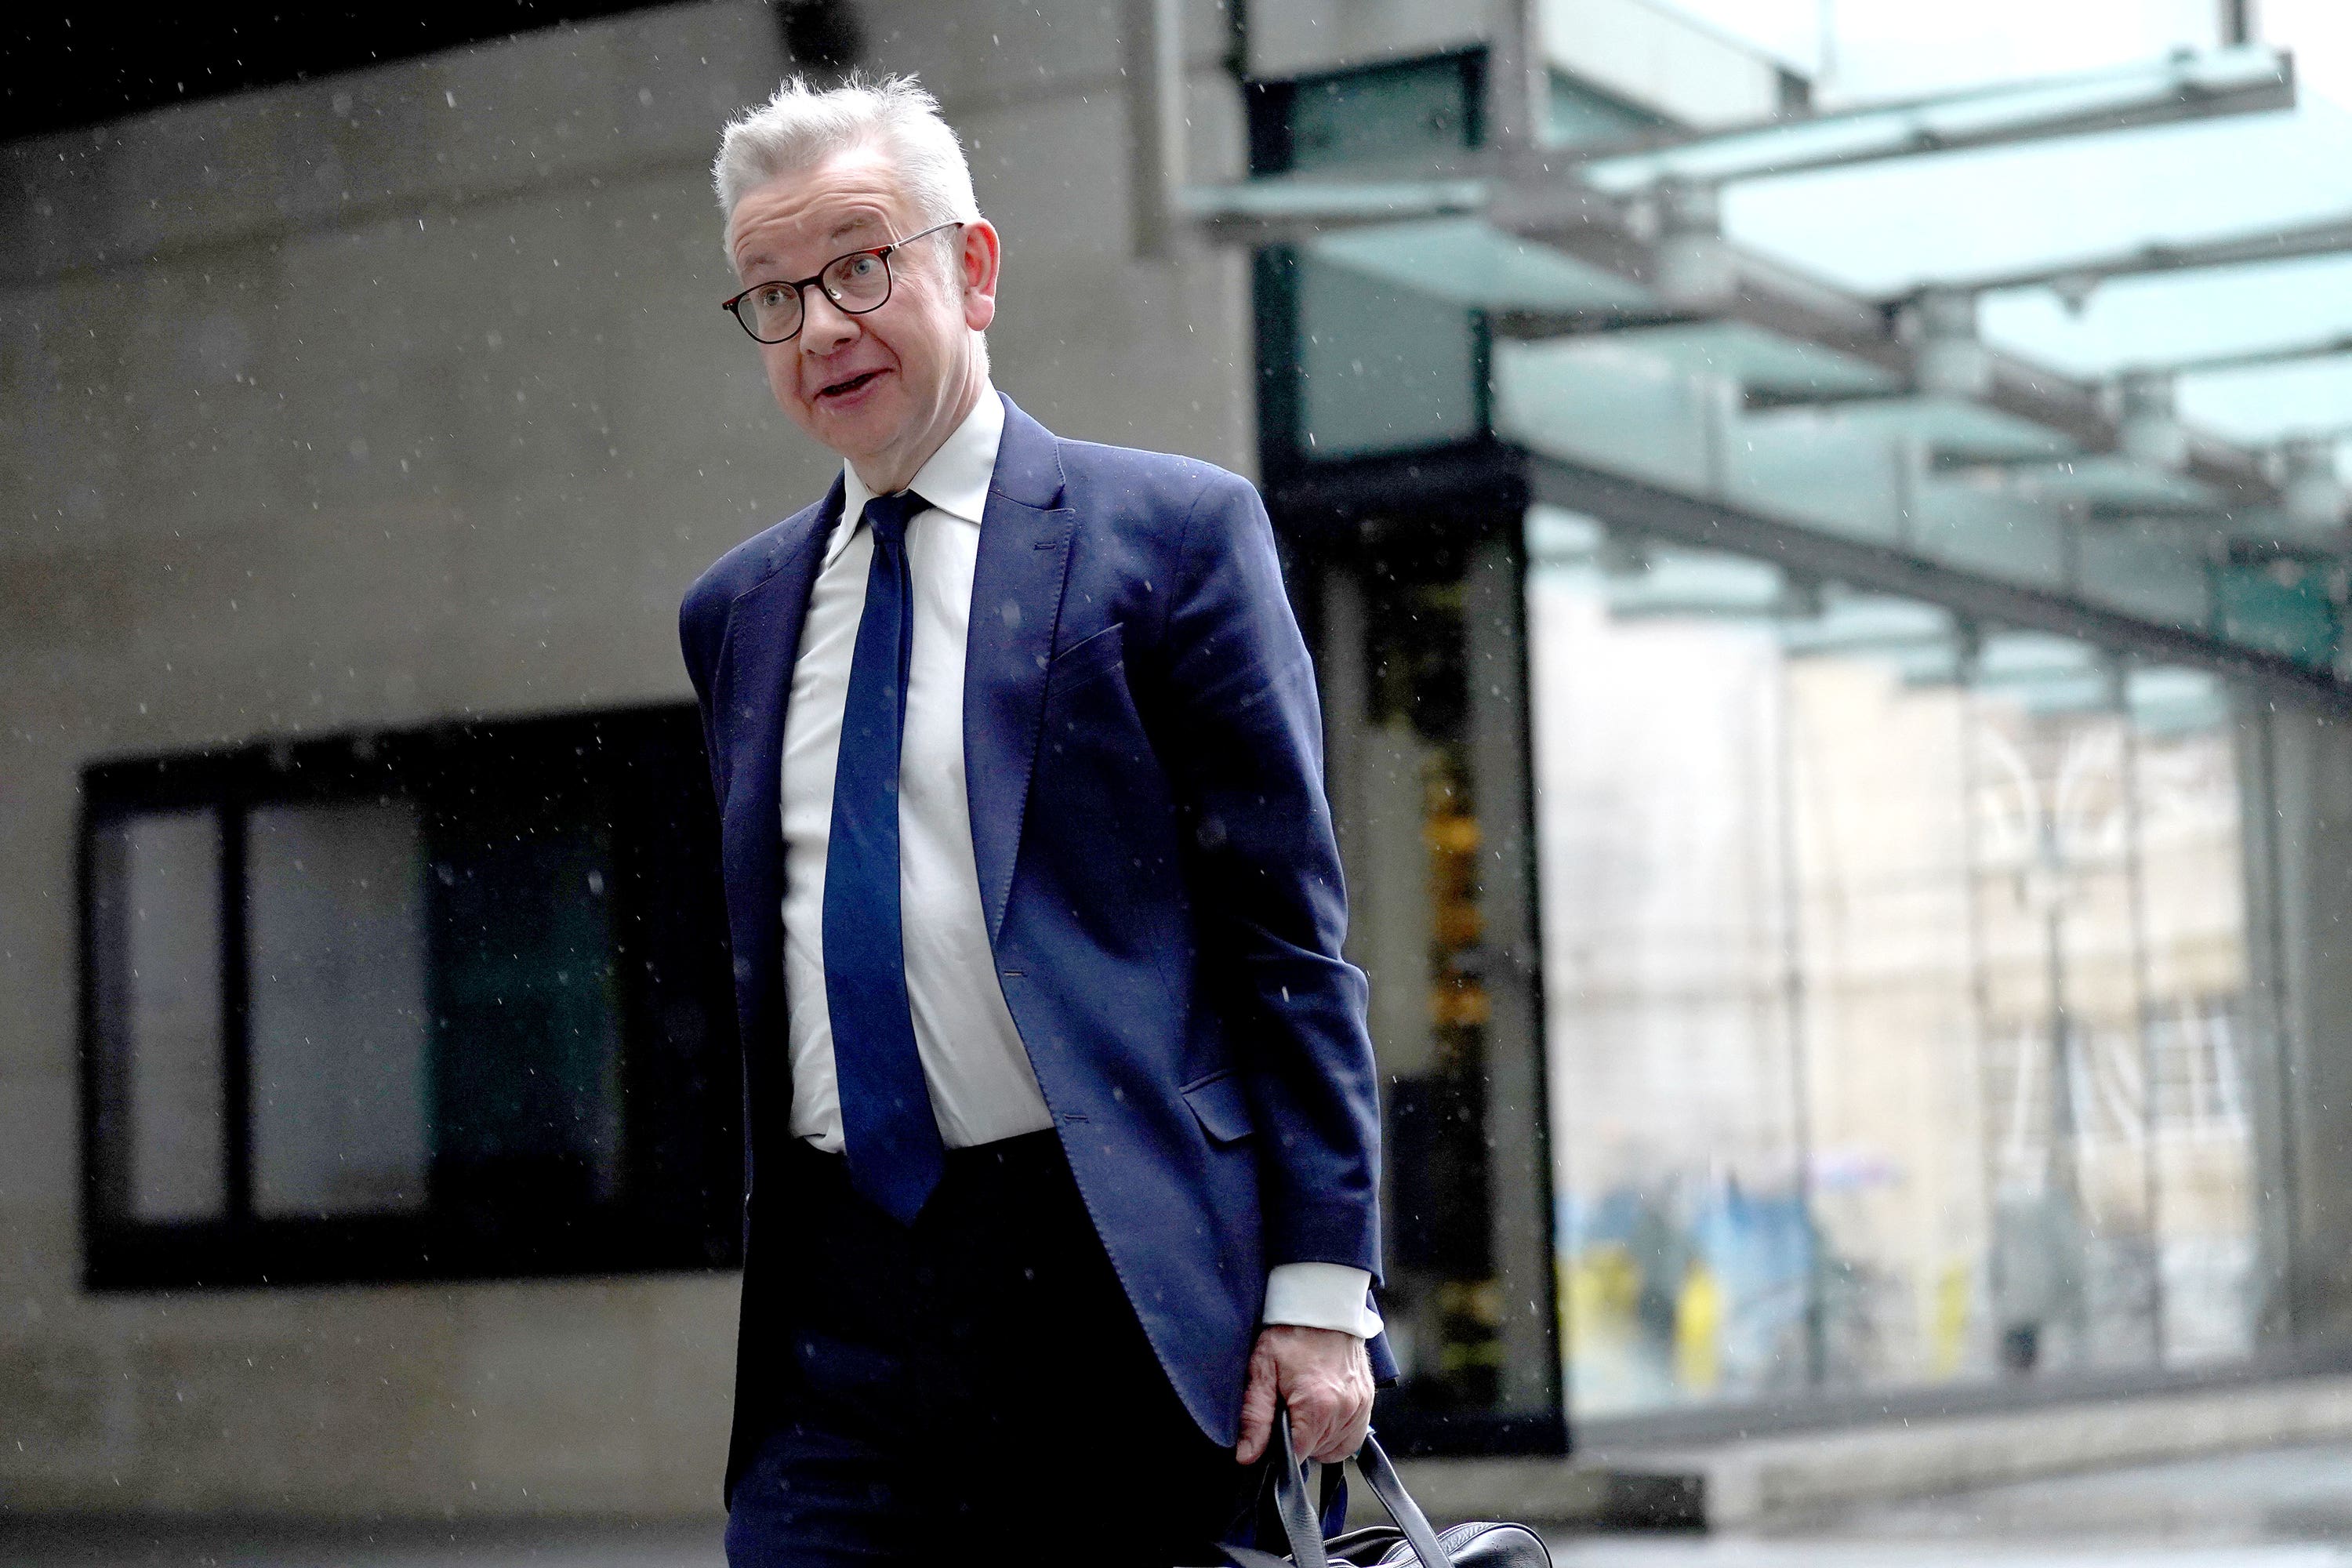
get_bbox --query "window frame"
[1246,49,1497,481]
[77,703,742,1292]
[1243,49,1488,179]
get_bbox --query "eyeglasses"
[720,220,964,344]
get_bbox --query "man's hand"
[1235,1324,1374,1465]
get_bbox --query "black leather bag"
[1219,1412,1552,1568]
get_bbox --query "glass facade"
[1527,510,2259,1416]
[1238,29,2336,1446]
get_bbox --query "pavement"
[0,1516,723,1566]
[11,1440,2352,1565]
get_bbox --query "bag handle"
[1347,1429,1450,1568]
[1224,1403,1457,1568]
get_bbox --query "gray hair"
[713,72,979,253]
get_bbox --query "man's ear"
[960,218,1002,333]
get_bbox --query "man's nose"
[799,289,861,357]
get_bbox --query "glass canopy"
[1717,96,2352,296]
[1205,41,2352,680]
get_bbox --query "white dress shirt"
[780,386,1379,1339]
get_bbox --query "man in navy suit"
[682,74,1385,1567]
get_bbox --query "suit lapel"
[713,477,841,1101]
[965,395,1075,944]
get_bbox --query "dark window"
[78,705,740,1291]
[1246,51,1486,179]
[1247,52,1493,475]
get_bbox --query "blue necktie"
[824,490,946,1225]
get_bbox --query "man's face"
[727,148,997,487]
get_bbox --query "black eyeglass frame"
[720,220,966,343]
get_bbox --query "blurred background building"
[5,0,2352,1527]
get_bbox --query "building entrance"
[1301,492,1564,1454]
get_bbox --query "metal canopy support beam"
[2123,332,2352,379]
[1497,223,2305,505]
[1902,212,2352,303]
[1741,392,2305,515]
[1571,45,2296,192]
[1745,332,2352,405]
[2280,434,2351,531]
[1492,197,2283,506]
[1527,452,2352,715]
[1181,177,1493,243]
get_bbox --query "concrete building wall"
[0,0,1254,1515]
[1247,0,1486,78]
[1541,0,1787,125]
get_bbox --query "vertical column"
[1486,0,1544,159]
[1124,0,1189,260]
[1319,565,1370,879]
[1464,530,1559,1417]
[1321,564,1439,1095]
[2119,676,2171,1364]
[1773,652,1827,1388]
[2238,701,2294,1345]
[1319,561,1435,1383]
[2241,700,2352,1346]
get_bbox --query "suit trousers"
[723,1129,1247,1567]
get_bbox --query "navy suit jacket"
[679,394,1387,1504]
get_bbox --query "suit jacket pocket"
[1044,621,1127,705]
[1182,1069,1255,1145]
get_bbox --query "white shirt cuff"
[1262,1262,1382,1338]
